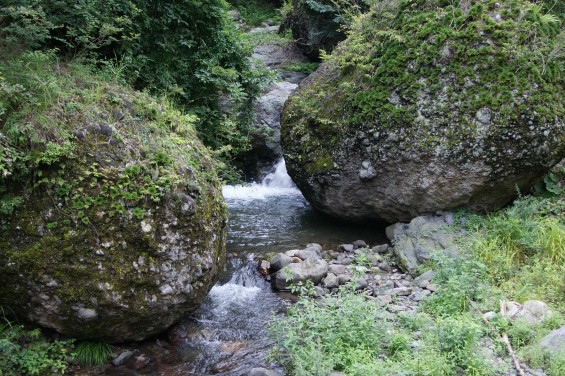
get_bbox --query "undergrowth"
[270,190,565,375]
[0,310,74,375]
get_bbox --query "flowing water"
[94,160,386,376]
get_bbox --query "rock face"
[0,84,227,342]
[281,0,565,223]
[282,0,347,60]
[245,81,299,177]
[386,213,458,272]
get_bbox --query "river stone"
[280,0,565,223]
[307,243,323,252]
[540,325,565,355]
[272,258,329,290]
[270,253,292,273]
[414,270,436,286]
[0,86,227,342]
[387,214,459,272]
[322,273,339,289]
[295,246,322,260]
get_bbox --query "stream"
[97,160,386,376]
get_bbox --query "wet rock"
[112,351,134,367]
[392,287,412,296]
[414,270,436,286]
[295,247,322,260]
[127,355,150,370]
[307,243,323,252]
[540,325,565,354]
[339,244,354,253]
[412,289,431,301]
[517,300,552,324]
[352,240,367,249]
[220,341,247,354]
[322,273,339,289]
[258,260,270,276]
[329,264,346,275]
[250,368,284,376]
[270,253,292,273]
[372,244,390,254]
[387,214,459,273]
[337,274,351,285]
[378,261,392,272]
[272,257,329,290]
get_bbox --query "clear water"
[180,159,387,375]
[92,160,386,375]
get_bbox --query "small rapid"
[98,159,386,375]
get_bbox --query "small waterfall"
[222,158,300,200]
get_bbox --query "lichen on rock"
[281,0,565,223]
[0,56,228,342]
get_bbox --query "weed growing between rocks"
[0,310,75,375]
[268,193,565,375]
[74,342,112,366]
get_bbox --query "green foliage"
[0,0,270,181]
[228,0,282,26]
[463,195,565,307]
[0,312,74,375]
[283,62,321,73]
[269,287,386,375]
[74,342,112,366]
[421,255,490,316]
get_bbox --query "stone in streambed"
[270,253,292,273]
[295,247,322,260]
[272,258,329,290]
[322,273,339,289]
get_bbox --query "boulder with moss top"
[281,0,564,223]
[0,59,227,342]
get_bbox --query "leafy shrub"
[1,0,270,181]
[269,286,387,375]
[0,314,74,375]
[421,255,490,316]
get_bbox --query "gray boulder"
[517,300,552,325]
[540,325,565,354]
[270,253,293,273]
[386,214,458,272]
[0,86,227,343]
[272,257,329,290]
[281,1,565,223]
[295,246,322,260]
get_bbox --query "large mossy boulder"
[281,0,565,223]
[0,56,227,342]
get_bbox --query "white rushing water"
[222,159,301,200]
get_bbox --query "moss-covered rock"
[0,54,227,342]
[281,0,564,223]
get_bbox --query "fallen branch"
[500,301,526,376]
